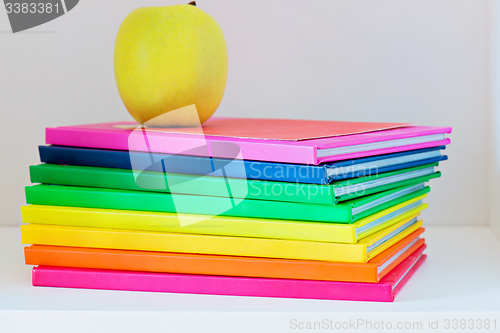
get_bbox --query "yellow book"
[21,217,422,263]
[21,196,426,244]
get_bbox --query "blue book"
[39,145,447,185]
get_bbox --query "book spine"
[21,205,357,244]
[21,224,367,262]
[46,127,318,165]
[39,145,329,184]
[25,245,378,282]
[32,266,393,301]
[25,185,353,223]
[29,164,335,205]
[39,145,134,169]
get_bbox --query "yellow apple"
[114,3,228,126]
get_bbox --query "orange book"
[25,228,425,283]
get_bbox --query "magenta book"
[46,119,451,164]
[32,251,426,302]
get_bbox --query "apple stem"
[188,1,196,6]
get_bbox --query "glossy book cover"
[24,230,426,283]
[45,120,452,164]
[31,250,427,302]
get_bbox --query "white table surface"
[1,225,499,333]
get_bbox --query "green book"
[29,163,440,205]
[25,182,431,223]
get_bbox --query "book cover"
[24,181,432,223]
[29,162,440,205]
[31,251,427,302]
[21,195,427,244]
[20,217,423,263]
[114,118,413,141]
[38,145,447,184]
[24,231,426,283]
[45,121,452,164]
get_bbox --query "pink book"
[31,251,426,302]
[45,119,451,165]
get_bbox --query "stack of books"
[20,118,451,302]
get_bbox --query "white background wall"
[490,0,500,239]
[0,0,491,226]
